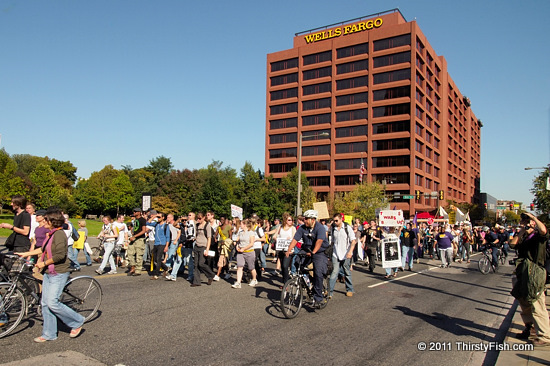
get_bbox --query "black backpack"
[327,222,352,258]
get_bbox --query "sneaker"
[95,269,104,275]
[224,273,231,280]
[273,270,281,276]
[346,292,354,297]
[107,270,117,275]
[165,275,176,281]
[213,275,220,282]
[249,279,258,287]
[531,338,550,347]
[231,282,241,289]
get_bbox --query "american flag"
[359,159,365,182]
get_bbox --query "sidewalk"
[495,287,550,366]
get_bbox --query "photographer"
[509,212,550,346]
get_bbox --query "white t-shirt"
[253,226,264,250]
[333,224,355,261]
[29,215,38,240]
[168,224,179,244]
[112,222,128,245]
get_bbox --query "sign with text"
[231,204,243,220]
[381,235,401,268]
[276,238,292,251]
[378,210,404,227]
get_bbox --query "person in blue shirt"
[285,210,329,307]
[147,212,171,279]
[482,226,500,269]
[435,226,455,268]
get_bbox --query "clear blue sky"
[1,0,549,207]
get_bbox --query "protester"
[328,213,355,298]
[0,195,31,252]
[231,219,257,288]
[96,216,118,275]
[127,208,147,276]
[191,212,216,287]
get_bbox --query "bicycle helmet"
[303,210,318,219]
[482,226,490,232]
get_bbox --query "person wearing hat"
[127,208,147,276]
[482,226,500,269]
[285,209,329,308]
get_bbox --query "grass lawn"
[0,219,104,238]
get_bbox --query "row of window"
[269,34,412,72]
[269,118,410,134]
[272,84,410,103]
[271,101,411,117]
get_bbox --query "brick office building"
[265,9,481,216]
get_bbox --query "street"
[0,249,517,366]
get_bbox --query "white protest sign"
[231,204,243,220]
[275,238,291,251]
[378,210,404,227]
[381,235,402,268]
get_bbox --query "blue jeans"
[41,272,85,340]
[329,257,354,295]
[260,243,269,269]
[67,245,79,269]
[73,247,91,266]
[165,243,177,269]
[170,247,183,278]
[182,247,194,280]
[401,245,415,269]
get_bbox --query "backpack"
[70,223,80,241]
[327,222,352,258]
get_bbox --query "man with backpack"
[328,213,356,298]
[147,212,171,280]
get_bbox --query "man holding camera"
[510,212,550,347]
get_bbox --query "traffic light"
[484,203,488,209]
[415,190,420,200]
[509,203,513,210]
[438,190,444,200]
[530,203,535,210]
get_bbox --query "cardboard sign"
[378,210,404,227]
[313,201,330,220]
[275,238,291,251]
[231,204,243,220]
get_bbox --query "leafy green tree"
[257,175,286,220]
[28,163,63,208]
[145,156,173,190]
[0,149,27,207]
[157,169,202,215]
[530,167,550,226]
[123,167,154,209]
[236,162,263,217]
[332,182,387,221]
[279,168,315,215]
[152,196,179,215]
[105,172,135,216]
[193,162,233,216]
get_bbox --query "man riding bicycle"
[285,210,328,308]
[482,226,500,269]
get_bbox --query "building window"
[415,89,423,102]
[373,51,411,68]
[269,132,297,144]
[415,157,423,169]
[372,173,410,184]
[271,58,299,72]
[335,175,360,185]
[372,103,410,117]
[336,59,368,74]
[270,118,297,130]
[303,67,331,80]
[415,140,423,153]
[336,92,368,106]
[337,42,368,58]
[434,123,440,134]
[415,123,423,135]
[434,138,439,149]
[308,176,330,186]
[302,160,330,171]
[270,88,298,101]
[425,131,432,144]
[434,167,440,177]
[303,51,332,66]
[269,148,297,159]
[425,147,432,159]
[425,178,432,190]
[373,69,410,85]
[373,156,410,167]
[415,174,423,186]
[425,116,432,128]
[372,120,410,134]
[269,163,297,173]
[270,103,298,115]
[271,73,298,87]
[372,138,409,151]
[434,153,440,163]
[416,38,425,53]
[425,162,432,174]
[303,98,331,111]
[335,158,362,170]
[335,142,367,154]
[303,82,331,96]
[302,129,331,140]
[302,145,330,156]
[373,86,410,101]
[373,34,411,51]
[335,109,368,122]
[335,125,367,138]
[303,113,331,126]
[336,76,368,90]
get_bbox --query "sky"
[1,0,549,207]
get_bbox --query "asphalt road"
[0,243,516,366]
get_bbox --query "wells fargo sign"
[304,18,383,44]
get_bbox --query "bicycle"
[478,246,505,275]
[280,251,330,319]
[0,254,103,339]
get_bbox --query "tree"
[236,162,263,217]
[105,172,135,216]
[193,162,232,216]
[331,182,387,221]
[157,169,202,215]
[279,168,315,215]
[151,196,179,215]
[28,163,63,208]
[145,156,174,190]
[531,168,550,226]
[0,149,27,207]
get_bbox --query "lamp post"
[296,131,329,216]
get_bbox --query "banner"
[381,235,401,268]
[378,210,404,227]
[275,238,292,251]
[231,204,243,220]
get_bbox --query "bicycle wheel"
[0,282,27,339]
[478,255,491,275]
[60,276,102,322]
[280,277,303,319]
